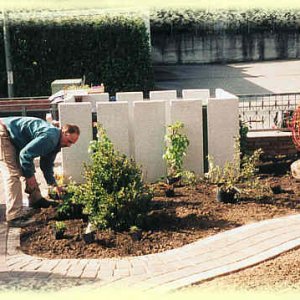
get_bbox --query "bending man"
[0,116,80,227]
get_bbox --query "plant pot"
[129,229,142,241]
[216,188,238,204]
[271,184,283,194]
[165,187,175,197]
[54,229,65,240]
[166,176,181,185]
[83,231,96,244]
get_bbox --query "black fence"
[237,92,300,131]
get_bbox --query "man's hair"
[62,124,80,135]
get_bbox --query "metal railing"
[238,92,300,131]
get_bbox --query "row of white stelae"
[59,89,239,183]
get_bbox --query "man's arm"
[39,152,57,186]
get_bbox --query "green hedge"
[1,14,153,97]
[150,8,300,34]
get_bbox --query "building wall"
[151,32,300,64]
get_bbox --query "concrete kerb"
[2,213,300,292]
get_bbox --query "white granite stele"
[170,99,204,174]
[149,90,177,100]
[182,89,210,103]
[133,100,166,182]
[115,92,144,158]
[115,92,144,102]
[82,93,109,112]
[96,102,130,157]
[207,89,239,168]
[59,102,92,184]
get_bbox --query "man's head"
[60,124,80,148]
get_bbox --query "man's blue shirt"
[2,116,61,185]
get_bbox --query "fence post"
[2,10,14,97]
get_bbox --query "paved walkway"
[1,208,300,292]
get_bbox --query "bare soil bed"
[20,157,300,260]
[193,246,300,292]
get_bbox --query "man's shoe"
[31,198,58,209]
[7,216,35,228]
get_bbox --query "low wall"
[151,32,300,64]
[246,131,298,157]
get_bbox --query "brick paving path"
[1,209,300,292]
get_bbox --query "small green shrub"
[206,138,266,198]
[180,170,198,186]
[68,124,153,231]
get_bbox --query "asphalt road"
[153,59,300,96]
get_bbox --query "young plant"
[54,221,66,239]
[206,137,265,202]
[163,121,190,179]
[129,225,142,241]
[163,121,190,196]
[55,221,66,232]
[68,124,153,231]
[180,170,198,186]
[239,119,250,158]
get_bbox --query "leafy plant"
[239,119,249,158]
[163,121,190,179]
[67,124,153,231]
[207,155,240,193]
[56,192,75,219]
[163,121,190,197]
[55,221,66,232]
[180,170,198,186]
[206,137,264,198]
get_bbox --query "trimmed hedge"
[1,14,153,97]
[150,8,300,34]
